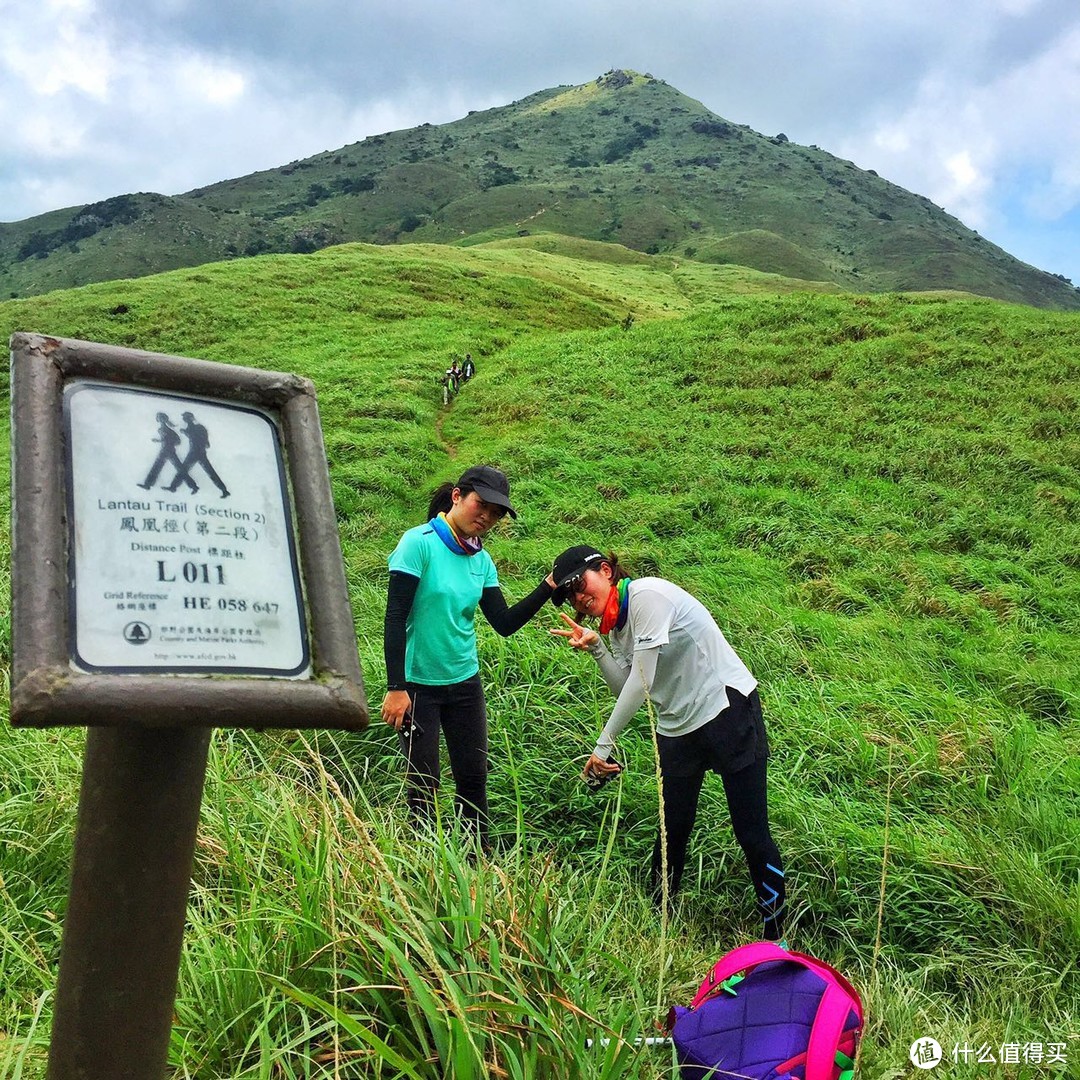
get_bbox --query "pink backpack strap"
[690,942,795,1008]
[791,953,863,1080]
[805,982,854,1080]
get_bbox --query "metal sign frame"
[10,332,368,730]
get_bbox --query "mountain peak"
[517,68,668,118]
[2,72,1077,309]
[594,68,654,90]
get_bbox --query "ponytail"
[427,482,455,520]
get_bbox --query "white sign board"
[64,381,310,676]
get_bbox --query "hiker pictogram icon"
[138,410,230,498]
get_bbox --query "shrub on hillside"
[15,194,151,261]
[289,222,343,253]
[479,161,521,190]
[602,121,661,164]
[691,119,734,138]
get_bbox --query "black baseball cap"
[457,465,517,518]
[550,544,606,605]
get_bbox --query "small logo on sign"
[123,621,152,645]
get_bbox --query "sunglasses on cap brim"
[560,575,586,598]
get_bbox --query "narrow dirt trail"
[434,406,458,459]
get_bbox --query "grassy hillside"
[3,70,1079,312]
[1,243,1078,1078]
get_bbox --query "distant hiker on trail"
[138,412,190,492]
[462,354,475,380]
[548,545,787,941]
[167,411,230,498]
[442,360,462,396]
[381,466,557,850]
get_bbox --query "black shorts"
[655,686,768,777]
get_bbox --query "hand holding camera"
[583,755,622,792]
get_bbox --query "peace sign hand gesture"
[549,611,599,650]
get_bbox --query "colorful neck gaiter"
[599,578,632,635]
[430,512,483,556]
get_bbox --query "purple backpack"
[665,942,863,1080]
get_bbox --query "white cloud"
[838,81,995,229]
[1,0,114,99]
[178,56,247,106]
[942,150,993,230]
[988,24,1080,222]
[836,17,1080,246]
[17,110,90,159]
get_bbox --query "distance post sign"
[64,381,310,677]
[12,334,366,1080]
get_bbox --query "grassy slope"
[0,242,1077,1077]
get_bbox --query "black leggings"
[650,690,786,939]
[400,675,489,845]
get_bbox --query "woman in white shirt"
[549,545,786,941]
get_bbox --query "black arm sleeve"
[479,578,555,638]
[384,570,420,690]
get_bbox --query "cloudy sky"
[3,0,1079,285]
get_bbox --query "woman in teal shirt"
[382,465,554,847]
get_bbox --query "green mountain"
[3,68,1079,309]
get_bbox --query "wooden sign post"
[8,333,369,1080]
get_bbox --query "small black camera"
[584,757,621,793]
